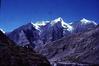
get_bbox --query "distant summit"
[6,17,97,47]
[80,18,97,25]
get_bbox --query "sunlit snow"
[52,17,73,32]
[80,18,97,25]
[0,28,5,33]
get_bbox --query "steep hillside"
[39,25,99,65]
[0,30,50,66]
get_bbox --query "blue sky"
[0,0,99,32]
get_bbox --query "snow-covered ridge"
[51,17,63,25]
[6,17,98,47]
[31,17,74,32]
[31,21,49,29]
[0,28,5,33]
[52,17,73,31]
[30,17,97,32]
[80,18,97,25]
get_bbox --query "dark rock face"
[51,21,63,41]
[0,30,51,66]
[39,26,99,65]
[39,21,63,44]
[39,23,52,44]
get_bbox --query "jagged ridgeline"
[0,30,51,66]
[7,17,97,48]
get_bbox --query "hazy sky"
[0,0,99,32]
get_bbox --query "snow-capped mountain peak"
[31,21,49,30]
[28,17,97,32]
[51,17,64,25]
[80,18,97,25]
[54,17,63,22]
[51,17,73,31]
[6,17,98,48]
[0,28,5,33]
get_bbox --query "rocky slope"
[6,23,41,47]
[39,25,99,65]
[0,30,51,66]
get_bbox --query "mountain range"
[6,17,97,48]
[1,17,99,65]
